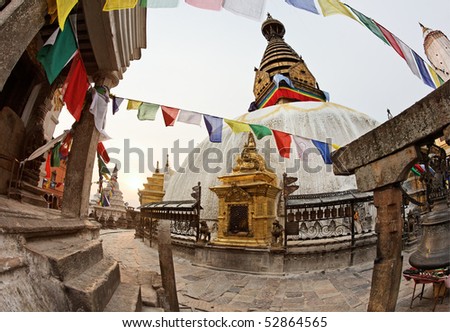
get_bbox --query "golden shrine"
[210,133,281,247]
[138,162,165,206]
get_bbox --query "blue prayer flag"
[203,115,223,143]
[412,51,436,89]
[312,140,333,164]
[285,0,319,15]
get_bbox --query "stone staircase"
[24,234,142,312]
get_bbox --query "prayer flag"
[37,18,78,84]
[273,73,294,89]
[185,0,223,11]
[51,142,61,167]
[177,110,202,126]
[203,115,223,143]
[249,124,272,140]
[317,0,355,20]
[59,131,72,160]
[161,106,180,126]
[62,51,89,122]
[97,142,110,164]
[47,0,58,23]
[285,0,319,15]
[57,0,78,31]
[292,135,314,159]
[222,0,266,20]
[393,35,422,79]
[374,22,404,58]
[89,89,111,141]
[45,152,52,178]
[427,64,442,88]
[137,102,159,120]
[24,131,68,162]
[141,0,179,7]
[224,119,251,133]
[346,5,389,45]
[412,51,435,89]
[112,96,124,114]
[103,0,138,11]
[127,100,143,110]
[272,130,292,158]
[312,140,332,164]
[98,155,111,177]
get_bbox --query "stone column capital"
[92,71,120,90]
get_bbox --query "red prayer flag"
[161,106,180,127]
[97,142,110,164]
[272,129,292,158]
[374,22,405,59]
[45,152,52,178]
[63,51,89,121]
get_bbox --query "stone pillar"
[158,220,179,312]
[61,72,119,218]
[368,185,404,312]
[0,0,47,91]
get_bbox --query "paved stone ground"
[101,229,449,312]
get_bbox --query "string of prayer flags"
[103,0,138,11]
[137,102,159,121]
[203,115,223,143]
[112,96,124,114]
[285,0,319,15]
[57,0,78,31]
[127,100,143,110]
[312,140,332,164]
[393,36,422,80]
[272,130,292,158]
[222,0,266,21]
[346,6,388,45]
[249,124,272,140]
[161,106,180,126]
[62,51,89,122]
[140,0,179,7]
[317,0,355,20]
[224,119,251,133]
[37,17,78,84]
[185,0,223,11]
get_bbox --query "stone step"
[141,284,158,307]
[64,258,120,312]
[104,283,142,312]
[25,237,103,281]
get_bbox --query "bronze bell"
[409,147,450,270]
[409,201,450,270]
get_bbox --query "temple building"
[421,23,450,82]
[165,15,379,222]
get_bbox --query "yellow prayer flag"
[427,64,442,88]
[103,0,138,11]
[332,143,340,150]
[318,0,356,20]
[57,0,78,30]
[224,119,251,134]
[127,100,143,110]
[47,0,58,24]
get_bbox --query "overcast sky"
[55,0,450,207]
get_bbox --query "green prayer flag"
[37,19,78,84]
[249,124,272,140]
[347,5,390,46]
[51,142,61,167]
[137,102,159,121]
[98,155,111,177]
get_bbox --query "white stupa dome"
[165,101,379,219]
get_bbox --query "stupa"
[165,14,379,221]
[92,165,127,228]
[420,23,450,82]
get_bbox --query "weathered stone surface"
[332,80,450,175]
[104,283,142,312]
[354,146,419,192]
[0,107,24,194]
[0,0,47,91]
